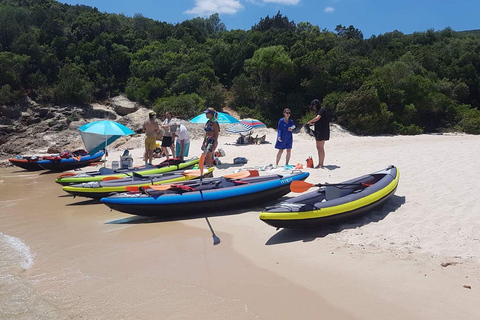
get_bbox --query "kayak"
[101,171,310,218]
[259,165,399,229]
[63,167,214,199]
[55,157,200,186]
[8,156,44,171]
[38,150,105,172]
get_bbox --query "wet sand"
[2,131,480,319]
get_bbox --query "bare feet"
[315,165,324,169]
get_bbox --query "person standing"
[160,111,175,160]
[142,111,160,166]
[174,124,190,162]
[275,108,294,166]
[307,99,330,168]
[202,108,220,167]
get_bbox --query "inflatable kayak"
[37,150,105,172]
[8,156,44,171]
[55,157,200,186]
[101,171,310,217]
[63,167,215,199]
[260,165,399,229]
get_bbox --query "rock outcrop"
[0,96,147,159]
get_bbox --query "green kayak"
[55,157,199,186]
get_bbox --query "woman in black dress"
[307,99,330,168]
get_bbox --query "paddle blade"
[290,180,316,193]
[224,171,251,180]
[102,176,122,181]
[149,184,174,191]
[199,153,205,176]
[182,169,209,177]
[125,186,140,192]
[57,172,77,179]
[248,169,259,177]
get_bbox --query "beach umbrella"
[240,118,266,128]
[189,112,240,124]
[226,123,253,134]
[78,120,135,163]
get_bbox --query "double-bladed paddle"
[125,170,256,192]
[290,180,372,193]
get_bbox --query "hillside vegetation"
[1,0,479,134]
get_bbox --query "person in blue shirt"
[275,108,295,166]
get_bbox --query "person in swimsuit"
[275,108,294,166]
[142,111,160,166]
[202,107,220,167]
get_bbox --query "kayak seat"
[220,177,235,188]
[325,186,354,201]
[99,167,115,175]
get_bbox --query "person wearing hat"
[202,107,220,167]
[174,124,190,161]
[143,111,160,166]
[307,99,330,168]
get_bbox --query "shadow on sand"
[323,165,340,171]
[65,199,101,206]
[265,195,406,245]
[105,205,261,225]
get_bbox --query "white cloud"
[324,6,335,13]
[262,0,301,4]
[184,0,244,16]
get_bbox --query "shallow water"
[0,231,64,319]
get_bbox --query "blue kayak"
[38,150,105,172]
[101,171,310,218]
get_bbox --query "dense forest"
[1,0,479,134]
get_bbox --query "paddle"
[142,170,254,192]
[199,153,206,182]
[290,180,372,193]
[205,217,220,245]
[102,176,122,181]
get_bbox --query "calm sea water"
[0,231,64,319]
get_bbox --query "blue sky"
[60,0,480,38]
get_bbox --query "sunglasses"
[284,112,291,114]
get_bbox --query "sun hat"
[204,109,215,114]
[149,111,156,116]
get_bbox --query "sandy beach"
[1,128,480,319]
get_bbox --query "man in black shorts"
[307,99,330,168]
[160,111,176,160]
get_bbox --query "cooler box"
[120,156,133,169]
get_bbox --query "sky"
[60,0,480,38]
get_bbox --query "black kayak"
[101,171,310,218]
[260,166,399,229]
[8,156,44,171]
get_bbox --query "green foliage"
[0,1,480,135]
[336,85,393,135]
[452,104,480,134]
[197,81,226,111]
[245,46,294,86]
[0,84,18,104]
[153,93,204,119]
[299,110,317,125]
[54,63,94,104]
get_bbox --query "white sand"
[2,126,480,319]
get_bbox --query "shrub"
[154,93,204,119]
